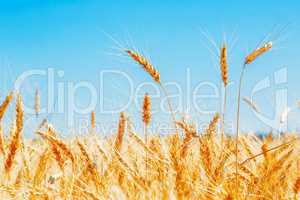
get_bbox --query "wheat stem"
[235,64,246,197]
[221,87,227,153]
[160,83,179,136]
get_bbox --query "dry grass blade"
[243,97,261,114]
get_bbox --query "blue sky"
[0,1,299,136]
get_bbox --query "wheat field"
[0,42,299,200]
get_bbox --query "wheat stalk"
[142,92,151,168]
[220,44,228,155]
[240,138,297,165]
[0,125,5,155]
[235,41,273,196]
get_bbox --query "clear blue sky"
[0,1,299,136]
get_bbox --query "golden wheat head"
[114,112,126,152]
[91,111,95,129]
[220,44,228,86]
[245,42,272,64]
[126,49,161,83]
[206,113,220,136]
[5,94,23,173]
[0,91,13,122]
[35,88,40,118]
[142,93,151,126]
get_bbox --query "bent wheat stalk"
[235,41,272,196]
[240,138,297,165]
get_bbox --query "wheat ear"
[0,91,13,122]
[77,140,102,191]
[206,113,220,137]
[176,120,196,159]
[47,127,64,170]
[220,44,228,86]
[33,149,50,186]
[294,177,300,198]
[114,112,126,153]
[126,50,160,83]
[35,88,40,118]
[36,131,75,163]
[245,42,272,64]
[91,111,95,131]
[5,94,23,173]
[142,93,151,142]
